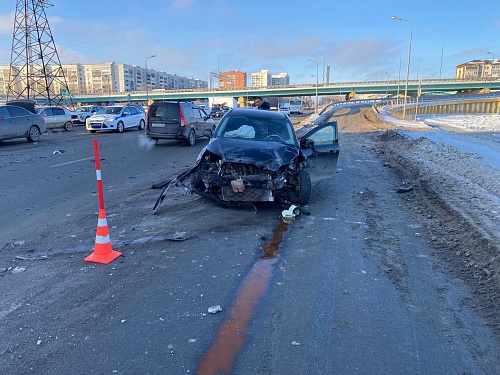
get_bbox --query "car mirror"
[301,138,314,149]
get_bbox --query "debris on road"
[208,305,222,314]
[397,185,414,193]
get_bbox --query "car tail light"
[179,106,186,127]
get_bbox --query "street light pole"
[385,71,389,96]
[439,45,444,79]
[390,50,402,98]
[392,16,412,120]
[487,52,494,92]
[145,54,156,106]
[308,59,319,114]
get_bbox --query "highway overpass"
[17,78,500,105]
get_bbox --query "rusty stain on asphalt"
[196,218,288,375]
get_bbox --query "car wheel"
[27,126,41,142]
[138,119,145,130]
[63,121,73,131]
[88,130,96,134]
[117,121,124,133]
[187,129,196,146]
[288,170,311,205]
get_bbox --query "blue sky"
[0,0,498,85]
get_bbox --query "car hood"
[90,114,117,120]
[201,137,299,171]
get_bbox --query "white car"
[86,105,146,133]
[71,105,103,124]
[279,105,290,115]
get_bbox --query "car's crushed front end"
[190,137,306,206]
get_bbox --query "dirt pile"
[337,107,500,332]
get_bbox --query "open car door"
[298,121,340,183]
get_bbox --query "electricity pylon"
[7,0,71,106]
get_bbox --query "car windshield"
[97,107,123,114]
[217,115,295,145]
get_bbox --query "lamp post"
[392,16,412,120]
[308,59,319,114]
[145,54,156,106]
[487,52,494,92]
[439,45,444,79]
[390,50,402,98]
[385,71,389,96]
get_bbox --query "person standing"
[254,97,271,110]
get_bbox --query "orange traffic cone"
[84,208,122,264]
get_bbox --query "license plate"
[90,123,101,128]
[151,123,166,127]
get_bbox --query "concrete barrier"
[386,95,500,119]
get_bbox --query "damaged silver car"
[153,108,339,212]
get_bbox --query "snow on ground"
[419,114,500,131]
[377,106,500,132]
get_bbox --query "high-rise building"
[251,69,290,87]
[271,72,290,86]
[251,69,271,87]
[219,70,247,88]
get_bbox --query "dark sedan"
[210,107,224,117]
[153,108,339,212]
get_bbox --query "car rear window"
[149,104,180,121]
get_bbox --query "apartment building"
[251,69,290,87]
[219,70,247,89]
[456,59,500,80]
[251,69,271,87]
[271,72,290,86]
[0,62,208,96]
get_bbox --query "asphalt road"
[0,111,498,375]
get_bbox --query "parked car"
[279,105,290,115]
[152,108,339,212]
[210,106,224,118]
[86,105,146,133]
[146,101,215,146]
[0,103,46,143]
[71,105,103,124]
[35,106,73,131]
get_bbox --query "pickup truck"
[71,105,103,124]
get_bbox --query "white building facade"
[251,69,289,87]
[0,62,208,96]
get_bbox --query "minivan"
[146,101,215,146]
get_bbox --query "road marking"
[50,156,94,168]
